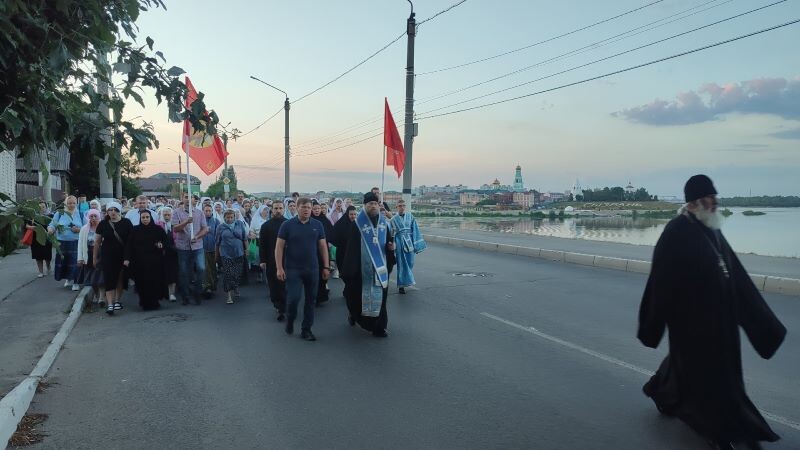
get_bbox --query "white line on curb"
[0,286,90,447]
[480,312,800,432]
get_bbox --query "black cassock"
[125,222,170,310]
[339,219,395,333]
[259,216,287,312]
[638,212,786,444]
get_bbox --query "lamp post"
[165,147,184,196]
[250,75,290,196]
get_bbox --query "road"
[27,244,799,449]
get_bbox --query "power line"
[416,1,787,118]
[293,31,407,104]
[416,0,732,106]
[415,19,800,121]
[237,106,284,139]
[291,125,385,155]
[293,132,384,158]
[291,115,384,149]
[417,0,665,75]
[417,0,469,26]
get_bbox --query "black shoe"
[181,298,189,305]
[347,315,355,326]
[276,313,285,322]
[372,330,388,338]
[399,287,406,294]
[113,302,123,310]
[285,322,294,335]
[203,291,213,299]
[300,330,317,341]
[106,305,115,315]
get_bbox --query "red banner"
[183,77,228,176]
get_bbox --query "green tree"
[0,0,237,255]
[204,166,240,199]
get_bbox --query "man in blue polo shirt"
[275,197,330,341]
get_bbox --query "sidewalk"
[420,227,800,279]
[0,251,83,397]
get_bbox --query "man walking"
[638,175,786,449]
[275,198,330,341]
[260,201,287,321]
[391,199,426,294]
[172,193,208,305]
[124,195,156,226]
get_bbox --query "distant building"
[513,165,524,192]
[15,146,70,201]
[383,191,402,204]
[138,172,201,197]
[480,178,512,191]
[572,178,583,199]
[459,191,485,206]
[512,191,535,209]
[625,180,636,196]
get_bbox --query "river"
[416,207,800,258]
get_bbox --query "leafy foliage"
[719,196,800,207]
[0,193,59,257]
[204,166,239,199]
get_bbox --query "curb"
[0,286,90,447]
[424,234,800,297]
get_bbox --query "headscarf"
[212,202,225,222]
[83,209,102,232]
[249,205,270,235]
[234,208,250,234]
[220,209,238,231]
[283,198,296,219]
[159,206,174,233]
[327,197,344,224]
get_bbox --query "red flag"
[384,98,405,178]
[182,77,228,176]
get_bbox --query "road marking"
[480,312,800,432]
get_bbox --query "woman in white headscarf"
[213,202,225,222]
[327,198,345,224]
[283,198,296,220]
[247,205,270,282]
[157,206,179,302]
[233,208,251,285]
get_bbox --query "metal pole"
[223,156,229,200]
[97,52,114,204]
[184,141,194,239]
[284,98,290,197]
[115,166,122,198]
[402,6,416,209]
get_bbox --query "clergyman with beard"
[637,174,786,449]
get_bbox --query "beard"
[694,203,723,230]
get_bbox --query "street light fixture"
[250,75,291,196]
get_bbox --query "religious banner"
[384,98,405,178]
[183,76,228,176]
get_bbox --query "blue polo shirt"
[277,216,325,272]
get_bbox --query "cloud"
[614,77,800,126]
[770,128,800,140]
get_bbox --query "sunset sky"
[129,0,800,197]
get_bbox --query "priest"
[340,192,396,337]
[637,174,786,449]
[390,199,426,294]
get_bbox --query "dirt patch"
[8,413,48,447]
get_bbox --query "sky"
[129,0,800,197]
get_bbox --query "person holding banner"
[391,199,426,294]
[340,192,396,338]
[172,193,208,305]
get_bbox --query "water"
[417,207,800,258]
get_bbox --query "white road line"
[480,312,800,433]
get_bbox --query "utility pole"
[223,156,229,200]
[402,1,417,208]
[97,52,114,204]
[249,75,290,197]
[284,97,290,197]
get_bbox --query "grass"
[8,413,49,447]
[742,210,767,216]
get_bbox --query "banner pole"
[381,145,386,204]
[183,133,194,240]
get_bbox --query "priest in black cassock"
[340,193,395,338]
[259,201,288,321]
[638,175,786,450]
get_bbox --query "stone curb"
[424,234,800,297]
[0,286,90,447]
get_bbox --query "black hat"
[363,192,380,204]
[684,174,717,202]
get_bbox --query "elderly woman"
[47,195,85,291]
[248,205,270,282]
[94,202,133,315]
[215,209,247,304]
[28,200,53,278]
[124,210,169,311]
[327,198,345,224]
[157,206,179,302]
[77,209,104,308]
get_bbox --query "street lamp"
[250,75,290,196]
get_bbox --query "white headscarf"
[283,197,296,219]
[212,202,225,222]
[327,197,344,224]
[234,208,250,234]
[159,206,174,233]
[249,205,270,236]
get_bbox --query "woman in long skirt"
[94,202,133,315]
[216,210,247,304]
[124,210,169,310]
[28,200,53,277]
[47,195,85,290]
[77,209,104,308]
[157,207,179,302]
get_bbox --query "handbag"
[21,228,34,246]
[247,239,259,265]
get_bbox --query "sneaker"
[106,305,115,315]
[300,330,317,341]
[37,273,44,278]
[226,292,234,304]
[113,302,123,310]
[64,280,72,288]
[332,269,340,279]
[169,294,177,302]
[72,284,81,291]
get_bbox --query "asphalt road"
[26,244,799,449]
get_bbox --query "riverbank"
[419,227,800,279]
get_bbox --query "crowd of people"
[31,187,426,339]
